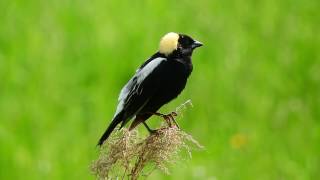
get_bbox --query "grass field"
[0,0,319,179]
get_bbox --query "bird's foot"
[166,112,180,129]
[169,112,180,129]
[162,114,172,127]
[151,111,180,129]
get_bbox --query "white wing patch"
[136,57,165,83]
[113,57,166,117]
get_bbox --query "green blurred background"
[0,0,319,179]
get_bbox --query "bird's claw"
[162,112,180,129]
[171,117,180,129]
[148,111,180,129]
[163,115,172,127]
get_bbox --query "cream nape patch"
[159,32,179,56]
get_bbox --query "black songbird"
[98,32,202,146]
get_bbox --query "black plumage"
[98,32,202,146]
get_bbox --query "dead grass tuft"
[91,100,203,180]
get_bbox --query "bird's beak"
[192,40,203,49]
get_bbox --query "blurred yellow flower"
[230,133,248,150]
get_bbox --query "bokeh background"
[0,0,319,179]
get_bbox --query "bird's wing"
[136,52,163,72]
[114,57,167,127]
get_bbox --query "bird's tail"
[97,112,124,146]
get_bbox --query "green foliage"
[0,0,319,179]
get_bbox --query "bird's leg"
[168,112,180,129]
[164,112,180,129]
[163,115,172,127]
[147,112,172,126]
[148,111,180,128]
[143,122,157,134]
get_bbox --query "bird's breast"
[155,60,192,99]
[140,59,193,112]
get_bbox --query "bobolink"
[98,32,202,146]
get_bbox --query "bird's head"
[159,32,203,57]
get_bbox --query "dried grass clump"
[91,100,203,180]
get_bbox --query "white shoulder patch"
[113,57,166,117]
[136,57,166,84]
[159,32,179,56]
